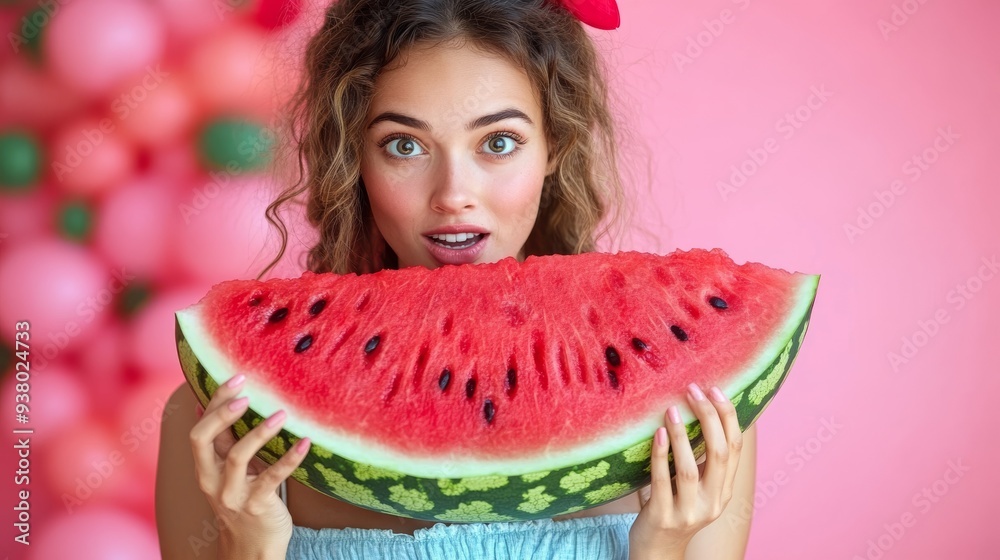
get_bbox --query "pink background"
[0,0,996,558]
[607,0,997,557]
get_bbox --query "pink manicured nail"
[228,397,249,411]
[265,410,286,428]
[688,383,705,401]
[667,405,681,424]
[295,437,311,454]
[709,386,727,403]
[226,374,245,388]
[654,427,666,446]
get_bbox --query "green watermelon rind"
[173,273,818,522]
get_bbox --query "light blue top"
[280,481,638,559]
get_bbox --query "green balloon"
[0,343,11,376]
[0,131,42,191]
[58,200,92,241]
[17,6,47,64]
[197,118,274,173]
[117,282,153,318]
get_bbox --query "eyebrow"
[366,108,534,132]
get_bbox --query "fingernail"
[654,427,666,446]
[226,374,246,388]
[266,410,286,428]
[667,405,681,424]
[688,383,705,401]
[710,386,727,403]
[295,437,311,454]
[228,397,249,411]
[195,403,204,418]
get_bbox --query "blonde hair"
[257,0,633,278]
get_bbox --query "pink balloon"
[0,189,54,242]
[39,418,145,510]
[0,239,111,356]
[0,57,86,130]
[116,72,198,147]
[45,0,165,96]
[128,286,211,381]
[252,0,304,30]
[151,0,228,43]
[172,175,316,284]
[116,378,184,475]
[0,363,90,446]
[49,116,136,196]
[77,319,131,410]
[145,142,204,187]
[94,175,176,279]
[186,24,298,117]
[29,507,160,560]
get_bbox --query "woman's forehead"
[368,44,542,130]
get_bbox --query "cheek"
[490,168,544,221]
[362,163,414,221]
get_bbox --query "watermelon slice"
[174,248,819,522]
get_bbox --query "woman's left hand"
[628,383,744,559]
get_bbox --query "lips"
[422,232,489,266]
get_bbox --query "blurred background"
[0,0,319,558]
[0,0,996,558]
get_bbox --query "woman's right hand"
[188,373,312,559]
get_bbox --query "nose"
[429,152,478,214]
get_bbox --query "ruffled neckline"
[291,512,639,542]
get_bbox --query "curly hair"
[256,0,634,278]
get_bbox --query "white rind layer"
[175,272,818,479]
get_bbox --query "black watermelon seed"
[364,335,380,354]
[506,368,517,392]
[248,296,261,306]
[670,325,688,342]
[438,368,451,391]
[607,370,619,389]
[294,335,313,353]
[631,338,648,351]
[484,399,495,423]
[309,299,327,315]
[709,296,728,309]
[268,308,289,323]
[465,378,476,400]
[605,346,621,367]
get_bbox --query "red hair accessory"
[557,0,620,30]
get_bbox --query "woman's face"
[360,42,556,270]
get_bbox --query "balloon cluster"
[0,0,318,556]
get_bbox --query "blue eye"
[384,136,424,159]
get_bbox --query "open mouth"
[426,232,486,250]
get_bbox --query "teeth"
[430,233,482,242]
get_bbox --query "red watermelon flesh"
[177,248,818,479]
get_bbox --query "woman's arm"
[684,424,757,560]
[155,383,225,560]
